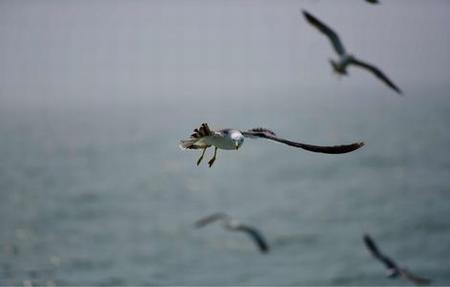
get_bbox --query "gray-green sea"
[1,86,449,285]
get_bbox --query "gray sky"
[1,0,449,111]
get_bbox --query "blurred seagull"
[194,212,270,253]
[302,10,402,95]
[179,123,364,167]
[363,234,431,285]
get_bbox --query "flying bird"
[363,234,431,285]
[180,123,364,167]
[302,10,402,95]
[194,212,270,253]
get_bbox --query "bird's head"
[329,58,347,75]
[231,131,244,150]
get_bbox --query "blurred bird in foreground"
[363,234,431,285]
[302,10,402,95]
[180,123,364,167]
[194,213,270,253]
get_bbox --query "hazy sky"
[1,0,449,111]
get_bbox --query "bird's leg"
[208,147,218,168]
[197,147,207,166]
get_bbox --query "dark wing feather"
[180,123,214,149]
[191,123,214,139]
[349,57,403,95]
[363,234,398,270]
[242,128,364,154]
[235,225,270,253]
[194,213,229,228]
[302,10,346,56]
[399,269,432,286]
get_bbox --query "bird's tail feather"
[179,139,197,150]
[179,123,213,149]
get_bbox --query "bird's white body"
[331,54,353,74]
[338,54,352,68]
[204,130,244,150]
[224,219,241,230]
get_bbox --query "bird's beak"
[235,143,239,150]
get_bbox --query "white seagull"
[179,123,364,167]
[302,10,402,95]
[194,212,270,253]
[363,234,431,285]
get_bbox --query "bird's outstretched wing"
[194,212,229,228]
[399,269,432,286]
[363,234,398,270]
[302,10,346,56]
[349,57,402,95]
[235,225,270,253]
[364,234,432,285]
[242,128,364,154]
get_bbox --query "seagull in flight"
[363,234,431,285]
[302,10,402,95]
[194,212,270,253]
[179,123,364,167]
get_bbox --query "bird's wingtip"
[193,218,209,228]
[363,233,371,241]
[193,222,203,228]
[302,10,311,18]
[351,142,365,151]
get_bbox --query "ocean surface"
[1,86,449,285]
